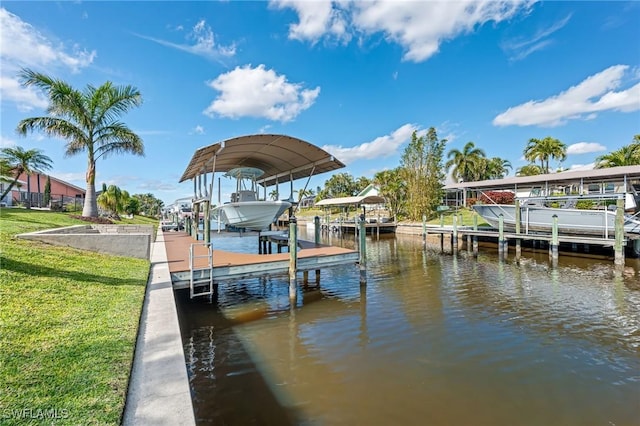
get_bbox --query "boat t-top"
[179,134,345,232]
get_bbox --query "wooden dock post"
[498,214,506,259]
[193,203,200,240]
[204,201,211,244]
[289,216,298,301]
[550,214,559,266]
[614,195,625,266]
[452,215,458,254]
[422,214,427,249]
[314,216,321,283]
[472,212,478,257]
[515,199,521,262]
[359,217,367,286]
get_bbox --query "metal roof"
[315,195,386,207]
[443,165,640,190]
[179,134,345,187]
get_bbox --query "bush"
[576,200,595,210]
[479,191,515,205]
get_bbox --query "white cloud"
[203,64,320,122]
[493,65,640,127]
[192,125,205,135]
[272,0,535,62]
[566,142,606,155]
[501,14,571,61]
[321,123,417,164]
[134,19,235,62]
[0,8,96,111]
[566,163,595,171]
[1,135,17,148]
[137,179,177,191]
[270,0,350,43]
[52,171,86,185]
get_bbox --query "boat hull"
[214,200,291,231]
[473,204,640,236]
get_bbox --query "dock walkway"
[123,229,195,425]
[163,231,360,289]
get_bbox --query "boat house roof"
[443,165,640,191]
[179,134,345,187]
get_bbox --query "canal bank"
[123,229,195,425]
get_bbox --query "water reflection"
[177,229,640,425]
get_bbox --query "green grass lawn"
[0,209,152,425]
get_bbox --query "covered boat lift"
[172,134,368,300]
[315,194,395,236]
[443,165,640,208]
[179,134,346,239]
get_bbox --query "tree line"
[3,68,639,223]
[318,133,639,222]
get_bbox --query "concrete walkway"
[123,229,195,425]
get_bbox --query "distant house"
[299,195,316,209]
[1,172,85,209]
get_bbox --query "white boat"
[213,167,291,231]
[473,196,640,236]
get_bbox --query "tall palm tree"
[446,141,486,182]
[523,137,566,173]
[16,68,144,217]
[0,146,53,206]
[595,138,640,168]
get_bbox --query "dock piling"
[498,214,506,259]
[314,216,321,283]
[472,212,478,257]
[514,199,521,262]
[289,216,298,301]
[550,214,559,266]
[614,196,625,266]
[452,215,458,254]
[359,218,367,286]
[422,214,427,249]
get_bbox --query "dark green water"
[175,230,640,425]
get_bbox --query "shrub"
[576,200,595,210]
[479,191,515,205]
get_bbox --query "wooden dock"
[418,224,640,263]
[163,231,359,290]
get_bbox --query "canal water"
[174,229,640,425]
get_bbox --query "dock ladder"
[189,242,214,298]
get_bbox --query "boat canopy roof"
[225,167,264,179]
[444,165,640,191]
[316,195,386,207]
[179,134,345,187]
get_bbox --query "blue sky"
[1,1,639,205]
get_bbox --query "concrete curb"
[123,229,195,425]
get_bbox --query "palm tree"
[97,183,130,219]
[476,157,512,180]
[446,141,486,182]
[523,137,566,173]
[0,146,53,207]
[16,68,144,217]
[595,137,640,168]
[516,163,543,176]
